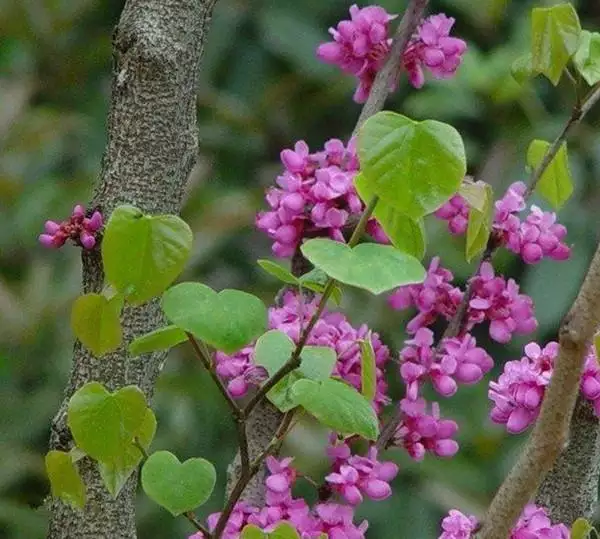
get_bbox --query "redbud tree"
[41,2,600,539]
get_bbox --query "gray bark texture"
[535,396,600,525]
[46,1,217,537]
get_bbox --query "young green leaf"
[270,523,301,539]
[67,382,148,465]
[465,182,493,262]
[358,111,466,219]
[574,30,600,85]
[359,335,377,402]
[98,408,157,498]
[527,139,573,209]
[267,371,303,412]
[354,172,426,259]
[531,3,581,85]
[141,450,216,516]
[70,293,123,357]
[299,346,336,381]
[301,238,426,295]
[290,378,379,440]
[511,53,534,84]
[102,205,193,305]
[128,325,187,356]
[257,260,299,285]
[161,282,268,354]
[254,330,295,376]
[241,525,267,539]
[594,334,600,363]
[571,518,594,539]
[45,450,86,509]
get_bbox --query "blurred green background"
[2,0,600,537]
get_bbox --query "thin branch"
[477,241,600,539]
[186,333,244,420]
[212,411,295,539]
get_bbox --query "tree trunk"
[46,1,217,537]
[535,396,600,525]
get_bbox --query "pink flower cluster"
[435,182,571,264]
[389,258,537,344]
[317,5,466,102]
[393,398,459,460]
[191,456,369,539]
[325,438,398,505]
[400,328,493,399]
[488,342,558,434]
[581,347,600,415]
[39,204,103,250]
[215,291,391,411]
[256,138,388,258]
[438,504,569,539]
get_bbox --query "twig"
[186,333,244,420]
[133,438,211,537]
[212,411,295,538]
[375,79,600,454]
[477,241,600,538]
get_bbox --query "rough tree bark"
[535,396,600,524]
[46,1,217,537]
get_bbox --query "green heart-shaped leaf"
[358,111,466,218]
[102,205,193,305]
[240,523,301,539]
[141,450,216,516]
[527,139,573,209]
[45,450,86,509]
[531,3,581,85]
[129,325,187,356]
[465,182,493,262]
[511,53,534,84]
[71,293,123,357]
[299,346,336,380]
[67,382,148,465]
[99,408,157,498]
[254,330,295,376]
[300,238,425,295]
[290,378,379,440]
[161,283,267,354]
[354,172,426,259]
[574,31,600,85]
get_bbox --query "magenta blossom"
[488,342,558,434]
[580,345,600,417]
[39,204,103,250]
[256,138,388,257]
[403,14,467,89]
[325,440,398,505]
[393,397,459,460]
[439,509,478,539]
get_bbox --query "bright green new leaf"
[359,334,377,402]
[241,525,266,539]
[254,330,295,376]
[267,371,303,412]
[301,238,426,295]
[70,293,122,357]
[531,3,581,85]
[511,53,534,84]
[459,178,487,212]
[102,205,193,305]
[354,172,426,259]
[465,182,493,262]
[99,408,157,498]
[141,450,216,516]
[290,378,379,440]
[161,282,268,354]
[299,346,336,380]
[358,111,466,218]
[128,325,187,356]
[527,139,573,209]
[594,334,600,364]
[571,518,594,539]
[45,450,86,509]
[270,523,301,539]
[257,259,299,285]
[574,30,600,85]
[67,382,148,465]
